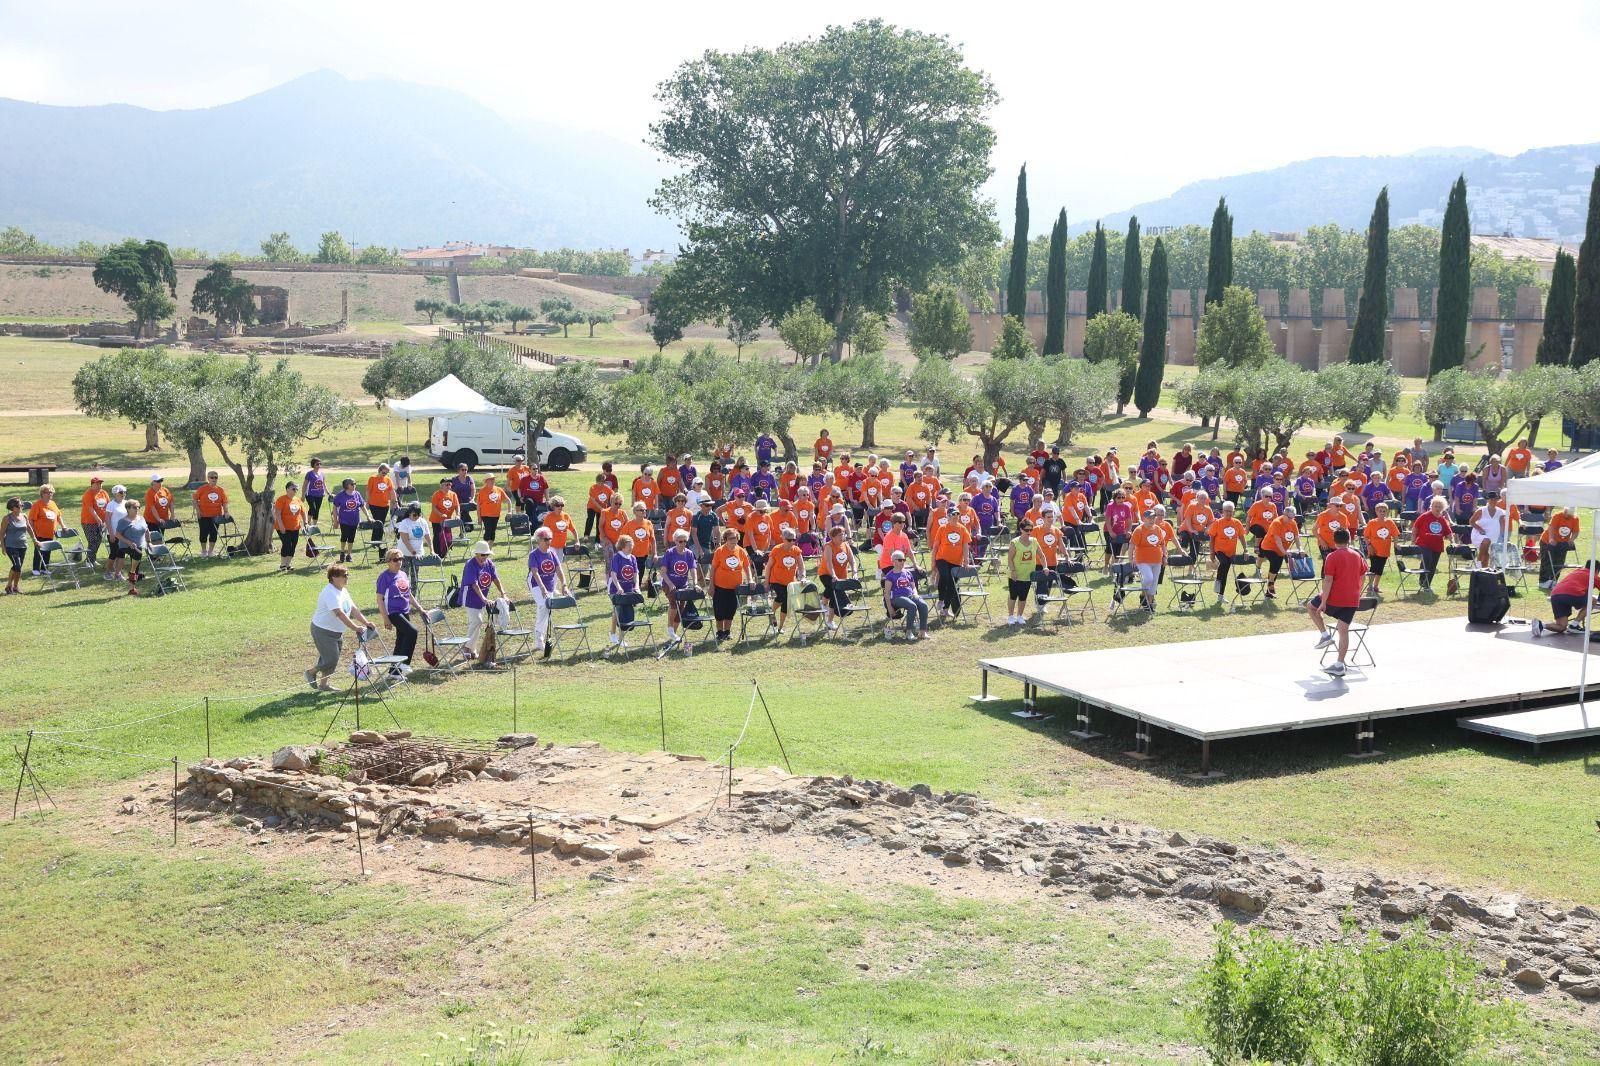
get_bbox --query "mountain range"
[0,71,1594,255]
[1081,142,1599,241]
[0,70,680,254]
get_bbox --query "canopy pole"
[1583,513,1596,728]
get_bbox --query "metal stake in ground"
[354,807,367,877]
[204,697,211,759]
[527,811,538,901]
[658,676,666,751]
[753,681,792,773]
[11,731,34,820]
[512,662,518,734]
[171,756,179,846]
[11,742,54,815]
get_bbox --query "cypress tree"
[1086,223,1109,320]
[1538,248,1578,366]
[1006,164,1029,319]
[1429,174,1471,377]
[1203,197,1233,308]
[1348,187,1391,365]
[1134,238,1169,417]
[1573,165,1600,367]
[1043,209,1067,355]
[1120,216,1143,320]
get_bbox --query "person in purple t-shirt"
[330,479,368,563]
[754,434,777,465]
[524,526,569,658]
[375,548,420,667]
[304,458,328,522]
[883,550,929,641]
[606,535,642,651]
[659,529,701,648]
[1009,478,1035,525]
[751,462,777,501]
[459,541,505,660]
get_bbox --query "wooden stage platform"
[975,617,1600,775]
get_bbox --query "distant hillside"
[1085,143,1599,241]
[0,71,680,254]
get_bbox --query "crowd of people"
[10,427,1593,680]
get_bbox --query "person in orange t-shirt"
[631,467,659,511]
[766,528,805,629]
[26,486,64,573]
[1179,492,1215,557]
[539,495,578,554]
[704,465,728,502]
[1505,440,1533,477]
[620,503,656,562]
[1362,503,1400,596]
[79,478,110,564]
[657,461,683,502]
[1246,494,1279,542]
[1222,461,1250,503]
[720,494,753,535]
[1262,508,1301,597]
[1129,511,1171,612]
[272,482,306,572]
[584,474,614,539]
[1314,505,1348,556]
[743,501,778,575]
[814,431,834,462]
[1208,503,1247,595]
[709,528,754,640]
[365,465,395,545]
[193,472,230,557]
[793,493,817,536]
[1540,507,1581,586]
[475,475,508,546]
[930,509,972,620]
[143,476,174,527]
[427,478,460,556]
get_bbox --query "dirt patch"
[98,735,1600,1012]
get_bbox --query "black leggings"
[481,516,499,541]
[307,496,324,521]
[198,516,219,548]
[388,612,418,663]
[584,508,599,538]
[935,559,961,615]
[1419,547,1441,586]
[278,530,300,560]
[368,506,388,542]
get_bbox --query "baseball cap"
[90,476,103,484]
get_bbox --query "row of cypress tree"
[1001,164,1600,404]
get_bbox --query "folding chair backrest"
[1357,595,1379,612]
[425,608,446,626]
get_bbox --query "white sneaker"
[1314,630,1335,650]
[1530,619,1545,638]
[1324,661,1347,676]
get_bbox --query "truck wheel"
[457,450,479,472]
[547,447,573,471]
[439,451,458,471]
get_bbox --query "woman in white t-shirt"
[306,565,374,691]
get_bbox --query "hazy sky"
[3,0,1598,223]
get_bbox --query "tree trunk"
[1115,401,1126,416]
[1529,419,1541,448]
[244,495,275,556]
[214,320,224,341]
[861,412,878,449]
[1433,425,1444,443]
[1054,419,1073,448]
[1024,418,1047,447]
[981,438,1003,470]
[1212,420,1221,442]
[184,439,207,486]
[777,431,799,464]
[143,421,160,452]
[1200,415,1211,429]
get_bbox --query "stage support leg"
[1123,718,1157,762]
[1013,681,1053,721]
[1067,698,1103,740]
[1346,717,1383,759]
[972,668,1001,703]
[1184,738,1226,780]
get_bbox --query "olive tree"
[1315,363,1401,433]
[1415,366,1571,457]
[1082,310,1142,415]
[908,355,1042,468]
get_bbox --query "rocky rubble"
[730,774,1600,1002]
[182,733,650,864]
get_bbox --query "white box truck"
[427,415,587,471]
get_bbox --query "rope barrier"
[26,702,202,737]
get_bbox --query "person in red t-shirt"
[1532,561,1600,637]
[1308,528,1367,676]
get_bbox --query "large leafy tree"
[1416,366,1570,456]
[1120,217,1143,320]
[190,262,259,340]
[165,356,356,553]
[1316,363,1401,432]
[1086,223,1109,321]
[649,20,1000,362]
[1429,175,1472,377]
[1348,188,1391,364]
[1043,358,1118,447]
[907,283,972,360]
[908,355,1043,468]
[91,239,177,339]
[777,300,837,367]
[1006,165,1030,318]
[72,347,222,476]
[1224,361,1327,456]
[1537,249,1578,366]
[1172,367,1240,441]
[1203,197,1234,308]
[808,350,904,447]
[1134,238,1170,417]
[1232,231,1292,300]
[1083,309,1141,416]
[414,298,447,324]
[314,231,353,264]
[1195,285,1275,370]
[258,232,304,262]
[1043,209,1067,356]
[1574,165,1600,367]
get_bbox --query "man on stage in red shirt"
[1308,527,1367,676]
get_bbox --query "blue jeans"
[891,594,928,634]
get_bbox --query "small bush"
[1194,919,1511,1065]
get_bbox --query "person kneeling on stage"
[1531,560,1600,638]
[1307,528,1367,677]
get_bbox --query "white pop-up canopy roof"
[385,374,519,420]
[1504,450,1600,511]
[1505,449,1600,718]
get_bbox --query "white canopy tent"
[383,374,521,466]
[1505,450,1600,721]
[386,374,520,420]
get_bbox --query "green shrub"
[1194,919,1511,1065]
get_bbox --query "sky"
[2,0,1598,223]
